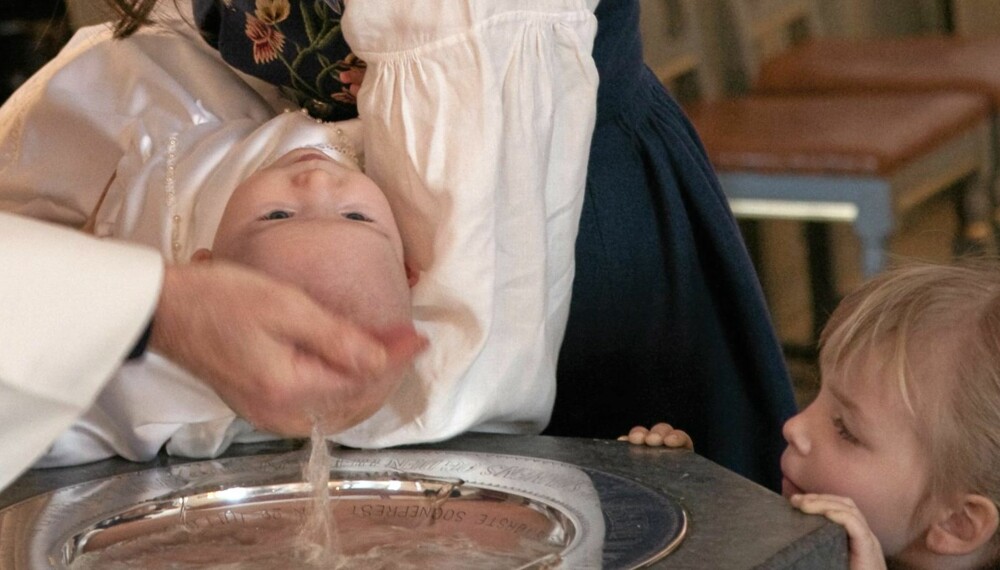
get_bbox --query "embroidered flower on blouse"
[330,88,355,105]
[245,13,286,64]
[254,0,290,25]
[235,0,360,121]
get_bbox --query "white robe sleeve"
[334,1,599,446]
[0,213,162,491]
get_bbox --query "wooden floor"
[751,190,961,409]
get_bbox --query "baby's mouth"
[294,152,331,164]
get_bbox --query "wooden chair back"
[720,0,823,88]
[951,0,1000,36]
[639,0,719,102]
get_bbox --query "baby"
[2,12,412,337]
[191,139,414,333]
[0,1,598,463]
[41,100,420,461]
[628,262,1000,569]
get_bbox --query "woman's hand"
[339,65,367,98]
[150,262,427,436]
[618,422,693,450]
[790,493,887,570]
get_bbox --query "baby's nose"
[292,167,341,194]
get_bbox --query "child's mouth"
[781,475,804,498]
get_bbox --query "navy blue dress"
[193,0,797,490]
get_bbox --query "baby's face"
[212,148,411,329]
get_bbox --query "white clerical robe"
[0,0,598,466]
[0,213,162,490]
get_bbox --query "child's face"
[780,351,935,557]
[212,148,411,329]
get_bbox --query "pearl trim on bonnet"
[284,107,363,170]
[163,108,363,261]
[166,132,181,257]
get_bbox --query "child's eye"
[261,210,293,221]
[343,212,373,222]
[833,416,860,445]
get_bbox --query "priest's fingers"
[273,295,396,378]
[150,262,415,436]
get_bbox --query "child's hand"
[617,423,693,449]
[790,494,886,570]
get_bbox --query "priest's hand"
[149,262,426,435]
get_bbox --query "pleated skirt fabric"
[543,0,796,490]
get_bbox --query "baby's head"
[200,147,414,332]
[781,262,1000,567]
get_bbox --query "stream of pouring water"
[298,423,339,565]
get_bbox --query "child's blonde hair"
[819,261,1000,514]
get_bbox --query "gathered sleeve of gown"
[332,0,598,447]
[0,212,162,490]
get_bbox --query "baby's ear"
[405,262,419,288]
[191,248,214,263]
[926,493,999,557]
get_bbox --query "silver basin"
[0,449,686,568]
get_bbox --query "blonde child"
[629,262,1000,569]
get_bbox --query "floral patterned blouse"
[193,0,362,121]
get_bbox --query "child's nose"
[781,412,811,455]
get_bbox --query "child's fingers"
[648,422,674,437]
[795,497,862,526]
[627,426,650,445]
[822,509,880,548]
[620,424,693,449]
[791,493,861,513]
[642,423,670,446]
[649,423,693,449]
[644,431,665,446]
[664,430,694,450]
[792,494,886,570]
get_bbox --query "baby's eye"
[261,210,293,221]
[833,416,860,445]
[343,212,373,222]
